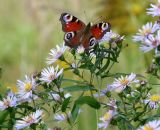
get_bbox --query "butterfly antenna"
[83,11,87,22]
[94,15,105,23]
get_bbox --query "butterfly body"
[60,13,111,49]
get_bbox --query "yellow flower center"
[120,79,129,86]
[142,29,151,36]
[150,95,160,102]
[25,83,32,91]
[103,112,112,121]
[144,125,154,130]
[25,116,34,123]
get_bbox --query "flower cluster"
[0,43,66,129]
[133,0,160,77]
[0,91,17,110]
[133,0,160,54]
[15,110,43,130]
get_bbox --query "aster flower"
[137,120,160,130]
[17,75,38,102]
[108,73,139,93]
[107,100,117,109]
[98,110,116,129]
[140,30,160,52]
[54,112,71,122]
[46,43,67,65]
[14,110,43,130]
[71,63,77,69]
[76,45,85,54]
[0,91,17,110]
[133,22,159,42]
[143,94,160,109]
[93,89,108,98]
[40,66,63,84]
[64,93,71,98]
[99,30,121,43]
[147,0,160,17]
[50,93,61,102]
[50,92,71,102]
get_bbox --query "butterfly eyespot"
[89,37,96,47]
[65,32,75,41]
[101,23,109,31]
[63,14,73,22]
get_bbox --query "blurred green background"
[0,0,156,129]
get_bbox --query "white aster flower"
[133,22,159,42]
[98,110,116,129]
[140,31,160,52]
[137,120,160,130]
[107,100,117,109]
[46,43,67,65]
[14,110,43,130]
[71,63,77,69]
[40,66,63,84]
[64,93,71,98]
[0,91,17,110]
[17,75,38,102]
[108,73,139,93]
[147,0,160,17]
[51,93,61,102]
[77,45,85,54]
[99,30,121,43]
[93,89,108,98]
[143,94,160,109]
[54,112,71,122]
[50,92,71,102]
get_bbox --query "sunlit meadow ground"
[0,0,158,130]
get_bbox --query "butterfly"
[60,13,111,49]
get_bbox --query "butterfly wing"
[81,22,111,49]
[60,13,86,48]
[90,22,111,40]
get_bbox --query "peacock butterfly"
[60,13,111,49]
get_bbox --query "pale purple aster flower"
[137,120,160,130]
[54,112,71,122]
[133,22,159,42]
[143,94,160,109]
[16,75,38,103]
[14,110,43,130]
[140,30,160,52]
[99,30,123,44]
[0,91,17,110]
[98,110,116,129]
[46,43,67,65]
[40,66,63,84]
[108,73,139,93]
[147,0,160,17]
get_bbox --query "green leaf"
[71,104,80,123]
[117,119,127,130]
[75,96,100,108]
[61,97,71,112]
[71,96,100,122]
[0,111,9,124]
[62,78,84,84]
[157,106,160,114]
[63,85,97,92]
